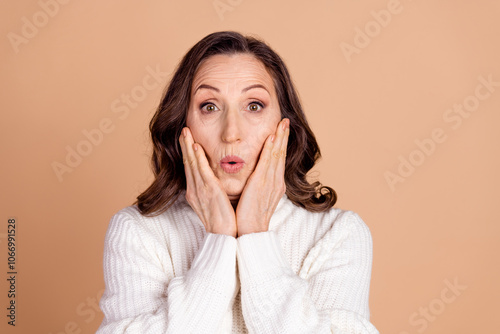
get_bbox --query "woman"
[97,31,380,334]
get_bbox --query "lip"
[220,155,245,174]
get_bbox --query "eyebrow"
[194,84,269,95]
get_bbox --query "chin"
[221,177,246,199]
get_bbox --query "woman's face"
[186,53,281,204]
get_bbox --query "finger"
[179,128,196,189]
[192,141,217,186]
[253,118,285,177]
[185,128,226,202]
[275,121,289,178]
[182,127,210,202]
[183,127,206,187]
[266,119,288,198]
[279,118,290,160]
[269,118,288,172]
[254,131,276,175]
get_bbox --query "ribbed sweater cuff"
[236,231,291,281]
[190,232,237,277]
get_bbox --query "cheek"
[193,132,213,154]
[186,126,215,161]
[248,123,277,154]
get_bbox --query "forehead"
[192,54,274,92]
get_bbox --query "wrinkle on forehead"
[191,54,275,97]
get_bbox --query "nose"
[221,107,242,143]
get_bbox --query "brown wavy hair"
[134,31,337,216]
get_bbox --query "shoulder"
[321,208,374,252]
[278,198,374,251]
[104,203,170,242]
[110,204,143,222]
[106,205,148,233]
[102,205,173,259]
[109,192,190,225]
[297,201,374,250]
[328,208,373,240]
[103,205,153,247]
[294,206,374,280]
[104,195,201,244]
[283,198,373,237]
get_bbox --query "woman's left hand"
[236,118,290,237]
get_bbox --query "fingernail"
[282,120,286,130]
[193,143,198,151]
[183,128,187,137]
[271,134,275,143]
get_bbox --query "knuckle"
[184,157,195,167]
[185,191,196,205]
[280,182,286,195]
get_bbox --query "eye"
[200,102,219,113]
[247,101,264,113]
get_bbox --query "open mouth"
[220,155,245,174]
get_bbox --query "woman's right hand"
[179,127,237,238]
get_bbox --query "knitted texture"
[97,191,380,333]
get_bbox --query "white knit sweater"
[97,191,380,334]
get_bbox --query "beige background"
[1,0,499,333]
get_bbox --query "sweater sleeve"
[236,211,379,334]
[96,209,238,333]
